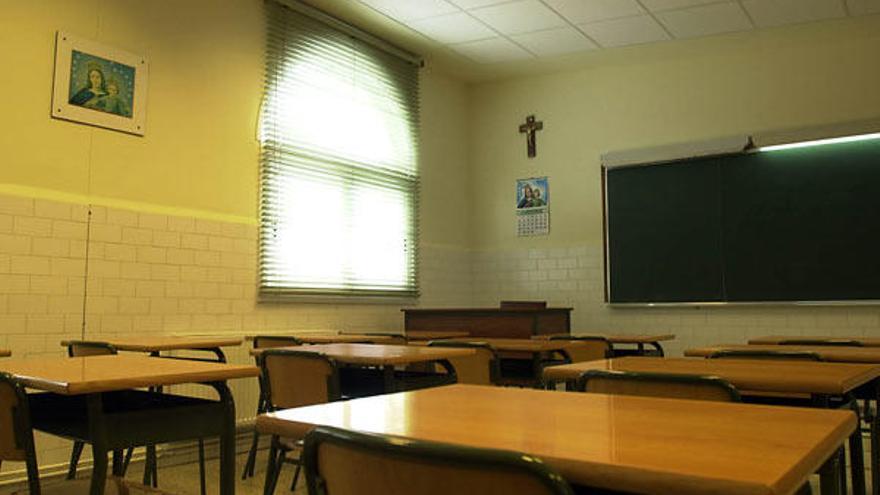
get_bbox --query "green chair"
[548,336,612,363]
[577,369,741,403]
[64,342,134,481]
[243,336,303,480]
[64,341,206,493]
[427,341,500,385]
[261,349,341,495]
[302,425,575,495]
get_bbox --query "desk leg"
[111,450,124,477]
[211,381,236,495]
[86,394,108,495]
[820,449,843,495]
[872,382,880,495]
[847,394,867,495]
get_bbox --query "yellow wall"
[0,0,471,247]
[0,0,473,475]
[469,15,880,250]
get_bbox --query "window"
[259,1,420,299]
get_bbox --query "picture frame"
[51,31,148,136]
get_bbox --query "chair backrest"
[253,335,302,350]
[261,349,340,410]
[303,426,574,495]
[426,341,499,385]
[577,370,741,402]
[778,339,864,347]
[707,350,822,361]
[66,341,118,357]
[549,336,611,363]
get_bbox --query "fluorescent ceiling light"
[758,132,880,152]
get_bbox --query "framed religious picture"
[51,31,148,136]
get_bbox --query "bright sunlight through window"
[259,2,420,299]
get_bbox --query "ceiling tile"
[742,0,845,28]
[847,0,880,15]
[469,0,567,35]
[511,27,599,56]
[579,15,669,48]
[640,0,724,11]
[542,0,644,23]
[655,2,753,39]
[358,0,459,22]
[411,12,497,43]
[451,37,534,62]
[447,0,511,8]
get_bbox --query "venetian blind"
[260,1,420,299]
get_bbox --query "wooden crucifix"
[518,114,544,158]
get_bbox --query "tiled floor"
[117,451,308,495]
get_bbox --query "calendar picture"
[516,177,549,236]
[516,177,549,209]
[51,31,149,136]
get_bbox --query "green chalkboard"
[605,138,880,303]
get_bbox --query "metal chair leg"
[244,394,269,479]
[263,437,280,495]
[143,444,158,487]
[67,441,85,479]
[122,447,134,475]
[243,429,261,479]
[290,463,302,492]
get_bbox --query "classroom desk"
[60,336,243,363]
[532,333,675,356]
[751,336,880,347]
[543,357,880,495]
[404,330,470,341]
[0,355,258,495]
[245,333,397,344]
[684,344,880,364]
[257,384,855,495]
[252,343,474,395]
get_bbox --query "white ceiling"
[355,0,880,63]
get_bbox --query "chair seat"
[279,437,305,451]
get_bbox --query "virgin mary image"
[67,51,135,118]
[69,63,107,107]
